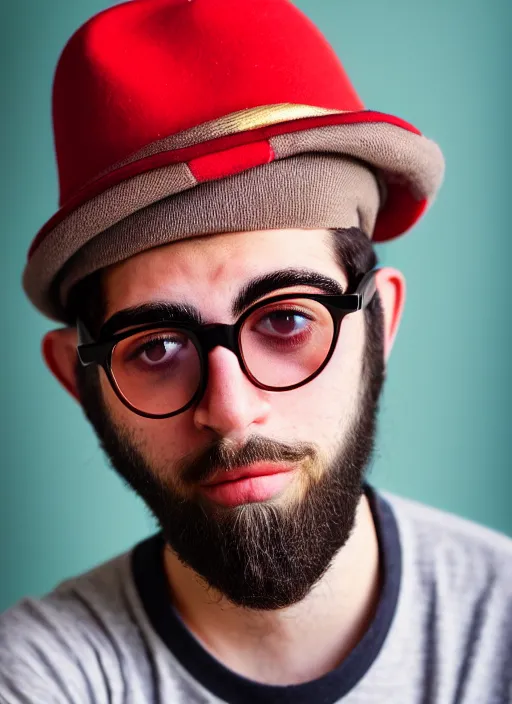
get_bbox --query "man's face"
[79,228,385,609]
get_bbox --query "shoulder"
[0,548,137,703]
[378,491,512,700]
[381,490,512,658]
[1,548,134,636]
[381,489,512,585]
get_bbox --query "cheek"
[268,314,365,434]
[98,371,192,460]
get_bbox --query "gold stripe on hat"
[207,104,345,134]
[99,104,347,179]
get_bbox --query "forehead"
[103,228,345,316]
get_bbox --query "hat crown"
[53,0,363,206]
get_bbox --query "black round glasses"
[77,268,379,419]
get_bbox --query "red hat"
[23,0,445,321]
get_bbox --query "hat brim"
[23,106,445,319]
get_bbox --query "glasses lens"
[111,328,201,416]
[240,298,335,388]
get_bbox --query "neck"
[162,492,381,686]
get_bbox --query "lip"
[202,462,293,486]
[198,463,295,507]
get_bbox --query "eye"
[255,310,311,338]
[123,334,186,370]
[139,338,181,365]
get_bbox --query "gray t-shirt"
[1,485,511,704]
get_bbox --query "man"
[1,0,511,702]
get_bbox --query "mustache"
[177,436,317,485]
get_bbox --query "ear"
[42,327,80,402]
[374,267,406,362]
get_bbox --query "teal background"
[1,0,511,613]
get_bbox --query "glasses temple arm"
[356,266,380,308]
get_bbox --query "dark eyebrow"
[232,268,345,316]
[100,302,204,338]
[100,268,345,337]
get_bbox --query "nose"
[192,345,271,438]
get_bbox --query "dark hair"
[65,267,105,336]
[329,228,385,405]
[68,227,384,397]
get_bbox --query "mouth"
[198,462,296,507]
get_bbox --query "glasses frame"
[77,267,380,419]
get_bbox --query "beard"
[77,311,385,611]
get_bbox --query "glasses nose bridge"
[199,323,239,356]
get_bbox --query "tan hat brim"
[23,108,445,321]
